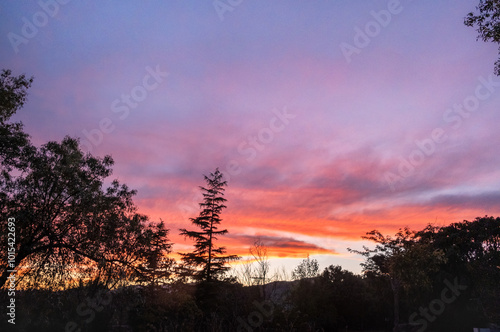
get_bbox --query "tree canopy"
[179,168,239,282]
[0,69,173,290]
[351,216,500,331]
[291,255,319,280]
[465,0,500,75]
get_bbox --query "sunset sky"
[2,0,500,274]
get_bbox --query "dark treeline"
[0,216,499,331]
[3,2,500,330]
[1,68,500,331]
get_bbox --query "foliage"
[0,135,174,290]
[0,69,33,124]
[0,69,173,290]
[179,168,239,282]
[2,68,499,330]
[135,220,175,286]
[291,255,319,280]
[465,0,500,75]
[0,69,33,196]
[351,217,500,331]
[2,215,498,331]
[418,216,500,324]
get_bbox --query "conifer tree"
[179,168,239,281]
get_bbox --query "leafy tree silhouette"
[0,69,174,290]
[0,69,33,188]
[349,228,446,332]
[292,255,319,280]
[179,168,239,282]
[465,0,500,75]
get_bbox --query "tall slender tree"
[179,168,239,282]
[250,239,270,287]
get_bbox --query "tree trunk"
[391,277,400,332]
[207,204,214,282]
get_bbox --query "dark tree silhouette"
[137,220,175,286]
[0,69,33,188]
[417,216,500,324]
[250,239,270,288]
[291,255,319,280]
[0,69,32,123]
[0,137,175,290]
[351,218,500,331]
[349,228,445,332]
[0,70,174,290]
[465,0,500,75]
[179,168,239,282]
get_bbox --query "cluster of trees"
[0,69,240,293]
[1,69,161,290]
[2,2,500,328]
[0,68,250,331]
[349,216,500,331]
[2,214,498,331]
[243,217,499,332]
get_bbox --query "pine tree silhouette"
[179,168,239,281]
